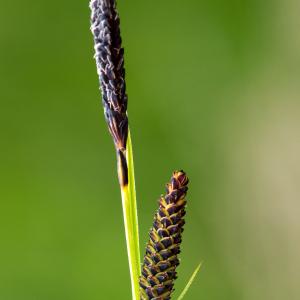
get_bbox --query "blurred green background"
[1,1,299,299]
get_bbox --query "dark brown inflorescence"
[140,171,189,300]
[90,0,128,152]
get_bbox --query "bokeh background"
[1,0,299,299]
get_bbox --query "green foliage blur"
[1,1,299,299]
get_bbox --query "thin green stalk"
[177,263,202,300]
[120,129,141,300]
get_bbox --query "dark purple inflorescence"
[140,171,189,300]
[90,0,128,152]
[90,0,129,186]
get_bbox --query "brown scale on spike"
[140,171,189,300]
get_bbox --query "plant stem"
[119,129,141,300]
[177,263,202,300]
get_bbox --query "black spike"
[90,0,128,151]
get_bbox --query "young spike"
[140,171,189,300]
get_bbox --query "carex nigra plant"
[90,0,140,298]
[89,1,200,299]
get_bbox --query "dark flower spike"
[90,0,128,185]
[140,171,189,300]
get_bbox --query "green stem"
[177,263,202,300]
[120,129,141,300]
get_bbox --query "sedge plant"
[89,1,201,299]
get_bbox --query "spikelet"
[140,171,189,300]
[90,0,129,185]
